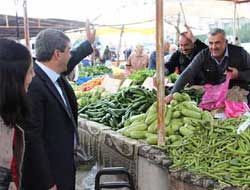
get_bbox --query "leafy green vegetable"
[128,69,155,85]
[79,65,112,77]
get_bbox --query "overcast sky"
[0,0,155,24]
[1,0,116,20]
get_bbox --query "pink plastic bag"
[224,100,249,118]
[199,73,231,110]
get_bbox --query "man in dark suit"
[22,24,95,190]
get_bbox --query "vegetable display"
[76,81,250,188]
[78,86,156,130]
[78,77,103,91]
[118,92,209,144]
[76,87,105,108]
[117,91,250,187]
[166,116,250,188]
[181,88,204,104]
[167,73,179,83]
[79,65,112,77]
[128,69,155,85]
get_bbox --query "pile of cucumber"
[118,92,213,145]
[78,86,156,129]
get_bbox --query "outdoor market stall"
[71,0,250,188]
[75,67,250,190]
[1,0,250,189]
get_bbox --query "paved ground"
[75,164,130,190]
[76,164,96,190]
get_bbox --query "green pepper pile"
[166,116,250,188]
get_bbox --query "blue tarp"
[76,76,92,85]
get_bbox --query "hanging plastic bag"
[199,72,231,110]
[224,100,249,118]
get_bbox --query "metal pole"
[117,25,124,66]
[179,2,187,25]
[156,0,165,146]
[5,15,9,27]
[175,12,181,45]
[23,0,30,48]
[14,0,20,40]
[233,2,236,42]
[38,18,41,28]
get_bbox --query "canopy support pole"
[23,0,30,49]
[233,1,237,42]
[117,24,124,66]
[156,0,165,146]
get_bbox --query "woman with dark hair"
[0,39,34,190]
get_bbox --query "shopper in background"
[0,39,34,190]
[92,46,101,65]
[102,45,112,63]
[148,40,170,71]
[22,23,95,190]
[165,44,178,62]
[126,44,149,74]
[123,46,132,61]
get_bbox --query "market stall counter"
[78,118,141,189]
[78,118,240,190]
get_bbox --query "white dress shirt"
[36,61,67,105]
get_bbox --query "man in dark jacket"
[166,26,207,84]
[165,28,250,103]
[22,25,95,190]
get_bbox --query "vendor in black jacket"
[165,25,207,84]
[165,28,250,103]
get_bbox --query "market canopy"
[0,14,85,39]
[219,0,250,3]
[0,0,249,39]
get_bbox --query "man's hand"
[85,19,96,44]
[49,185,57,190]
[184,24,195,43]
[228,66,239,79]
[164,94,173,104]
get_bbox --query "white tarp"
[1,0,250,25]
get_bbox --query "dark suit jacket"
[22,41,93,190]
